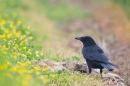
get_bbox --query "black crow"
[75,36,114,78]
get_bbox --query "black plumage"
[75,36,114,78]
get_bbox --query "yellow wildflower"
[0,20,6,26]
[35,51,39,54]
[9,40,13,43]
[1,34,6,39]
[27,51,32,55]
[12,54,17,58]
[23,39,27,42]
[40,53,43,56]
[10,66,17,73]
[14,38,17,41]
[50,74,55,78]
[8,43,11,45]
[13,46,17,50]
[4,29,9,33]
[22,62,29,67]
[0,64,8,70]
[3,51,7,55]
[45,67,49,71]
[40,76,49,83]
[12,26,16,30]
[10,21,14,25]
[3,38,6,41]
[13,52,16,54]
[42,67,49,71]
[23,46,26,50]
[2,45,6,50]
[36,72,40,75]
[29,36,33,40]
[15,44,18,47]
[36,54,39,58]
[34,67,41,71]
[18,68,27,74]
[18,48,21,51]
[21,35,26,39]
[20,42,23,45]
[21,54,27,58]
[17,20,22,25]
[7,33,12,38]
[18,62,28,67]
[27,69,34,73]
[0,35,2,38]
[14,32,20,38]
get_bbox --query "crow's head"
[75,36,96,47]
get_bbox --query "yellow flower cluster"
[0,20,34,60]
[0,19,54,86]
[0,63,8,71]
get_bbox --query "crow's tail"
[108,62,115,66]
[100,63,114,71]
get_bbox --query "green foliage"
[38,0,90,23]
[0,0,28,10]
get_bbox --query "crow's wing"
[82,45,110,64]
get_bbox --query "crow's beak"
[75,37,81,40]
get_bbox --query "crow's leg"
[88,67,92,74]
[100,68,102,78]
[86,60,92,75]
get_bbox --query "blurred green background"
[0,0,130,86]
